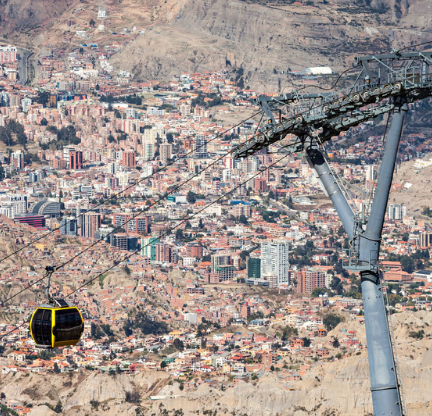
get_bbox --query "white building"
[98,6,107,19]
[21,98,32,113]
[304,66,332,75]
[184,313,197,325]
[10,150,24,170]
[261,240,290,286]
[147,107,165,116]
[142,128,158,161]
[0,45,17,63]
[365,165,376,181]
[388,204,406,221]
[0,194,28,218]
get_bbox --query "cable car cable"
[0,110,261,266]
[65,153,290,299]
[1,122,280,306]
[40,122,277,278]
[0,153,289,341]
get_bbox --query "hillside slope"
[1,0,432,89]
[0,311,429,416]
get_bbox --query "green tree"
[331,275,345,294]
[302,337,311,347]
[239,214,248,225]
[332,338,340,348]
[312,287,327,298]
[400,256,415,273]
[160,360,167,369]
[175,229,184,241]
[173,338,184,351]
[323,313,344,331]
[40,118,48,126]
[54,401,62,413]
[53,362,61,373]
[187,191,197,204]
[281,325,298,341]
[166,132,174,143]
[35,91,50,107]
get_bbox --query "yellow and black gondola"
[30,298,84,349]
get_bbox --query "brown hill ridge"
[1,0,432,89]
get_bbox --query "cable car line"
[66,153,289,298]
[1,121,283,307]
[36,120,277,281]
[1,97,343,305]
[0,95,344,267]
[2,88,376,303]
[0,111,261,266]
[0,153,289,342]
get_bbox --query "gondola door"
[31,308,53,348]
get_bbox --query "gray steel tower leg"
[306,103,407,416]
[358,104,408,416]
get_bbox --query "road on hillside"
[17,48,33,85]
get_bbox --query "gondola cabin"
[30,299,84,349]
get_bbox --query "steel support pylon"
[306,103,407,416]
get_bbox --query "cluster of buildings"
[0,35,430,394]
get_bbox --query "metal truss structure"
[233,51,432,416]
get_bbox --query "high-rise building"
[21,97,32,113]
[160,143,172,164]
[387,204,406,220]
[186,242,203,259]
[210,253,234,281]
[142,128,157,160]
[0,91,9,107]
[0,194,28,218]
[224,155,233,170]
[365,165,376,181]
[212,177,221,193]
[295,268,326,294]
[111,234,138,251]
[155,243,172,263]
[420,232,432,248]
[60,217,78,236]
[141,236,159,260]
[247,257,261,279]
[63,146,76,168]
[113,213,150,234]
[10,150,24,170]
[0,45,17,63]
[254,178,268,192]
[69,150,83,170]
[109,177,119,189]
[81,212,101,238]
[122,150,136,167]
[194,135,207,158]
[261,240,290,286]
[211,253,231,273]
[14,214,45,228]
[218,265,235,281]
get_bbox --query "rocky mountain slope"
[1,0,432,89]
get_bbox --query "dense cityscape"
[0,31,431,414]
